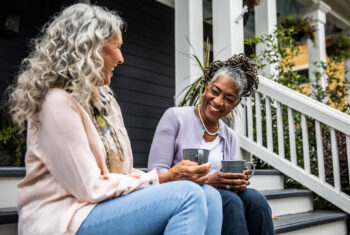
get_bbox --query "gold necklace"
[197,105,220,136]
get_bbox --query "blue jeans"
[218,188,275,235]
[77,181,222,235]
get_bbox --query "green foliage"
[179,39,212,107]
[0,108,26,166]
[280,14,316,44]
[245,26,309,89]
[326,33,350,59]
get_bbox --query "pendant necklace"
[197,105,220,136]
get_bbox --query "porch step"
[274,210,348,234]
[249,169,284,191]
[262,189,313,216]
[0,167,25,209]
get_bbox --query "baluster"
[347,135,350,189]
[247,97,253,140]
[288,108,297,165]
[315,121,325,182]
[330,128,340,192]
[276,101,285,158]
[255,92,262,145]
[266,97,273,151]
[301,114,310,173]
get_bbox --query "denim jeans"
[218,188,275,235]
[77,181,222,235]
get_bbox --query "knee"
[241,188,271,213]
[219,189,244,211]
[173,180,208,213]
[201,185,222,211]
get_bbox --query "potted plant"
[179,39,212,106]
[279,14,317,44]
[326,33,350,59]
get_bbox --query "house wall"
[0,0,175,168]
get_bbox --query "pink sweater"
[17,89,159,235]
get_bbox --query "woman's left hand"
[207,171,250,191]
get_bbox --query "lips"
[207,104,221,114]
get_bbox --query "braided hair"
[204,53,258,99]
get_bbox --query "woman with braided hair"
[148,54,275,235]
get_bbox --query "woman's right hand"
[166,160,210,185]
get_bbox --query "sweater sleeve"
[148,108,179,173]
[38,91,158,203]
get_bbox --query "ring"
[225,185,231,190]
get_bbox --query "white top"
[199,136,224,174]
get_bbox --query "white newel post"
[304,2,331,98]
[213,0,246,160]
[174,0,203,106]
[254,0,277,78]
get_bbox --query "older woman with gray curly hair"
[9,3,223,235]
[148,54,275,235]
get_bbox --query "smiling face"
[200,75,241,125]
[100,29,124,85]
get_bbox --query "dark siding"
[0,0,175,168]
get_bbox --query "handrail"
[259,76,350,135]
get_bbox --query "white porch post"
[212,0,246,160]
[174,0,203,106]
[254,0,277,78]
[212,0,244,59]
[304,2,331,97]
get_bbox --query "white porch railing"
[238,75,350,214]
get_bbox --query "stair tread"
[0,208,18,225]
[273,210,348,234]
[0,167,25,177]
[261,189,313,199]
[255,169,282,175]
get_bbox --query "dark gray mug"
[221,160,255,179]
[183,148,209,165]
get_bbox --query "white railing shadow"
[238,75,350,213]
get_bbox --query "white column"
[213,0,246,160]
[346,59,350,110]
[212,0,244,59]
[175,0,203,106]
[304,2,331,97]
[254,0,277,78]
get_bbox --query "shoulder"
[41,88,80,113]
[163,106,194,118]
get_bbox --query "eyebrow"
[212,84,235,98]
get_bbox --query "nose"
[118,52,124,65]
[213,95,224,107]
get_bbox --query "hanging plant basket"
[279,14,317,44]
[326,33,350,59]
[243,0,261,11]
[243,0,261,25]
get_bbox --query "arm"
[148,108,210,184]
[148,108,178,173]
[39,92,157,203]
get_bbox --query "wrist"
[158,170,171,184]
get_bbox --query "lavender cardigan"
[148,106,238,173]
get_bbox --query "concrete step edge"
[274,210,348,234]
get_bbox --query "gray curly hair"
[8,3,125,131]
